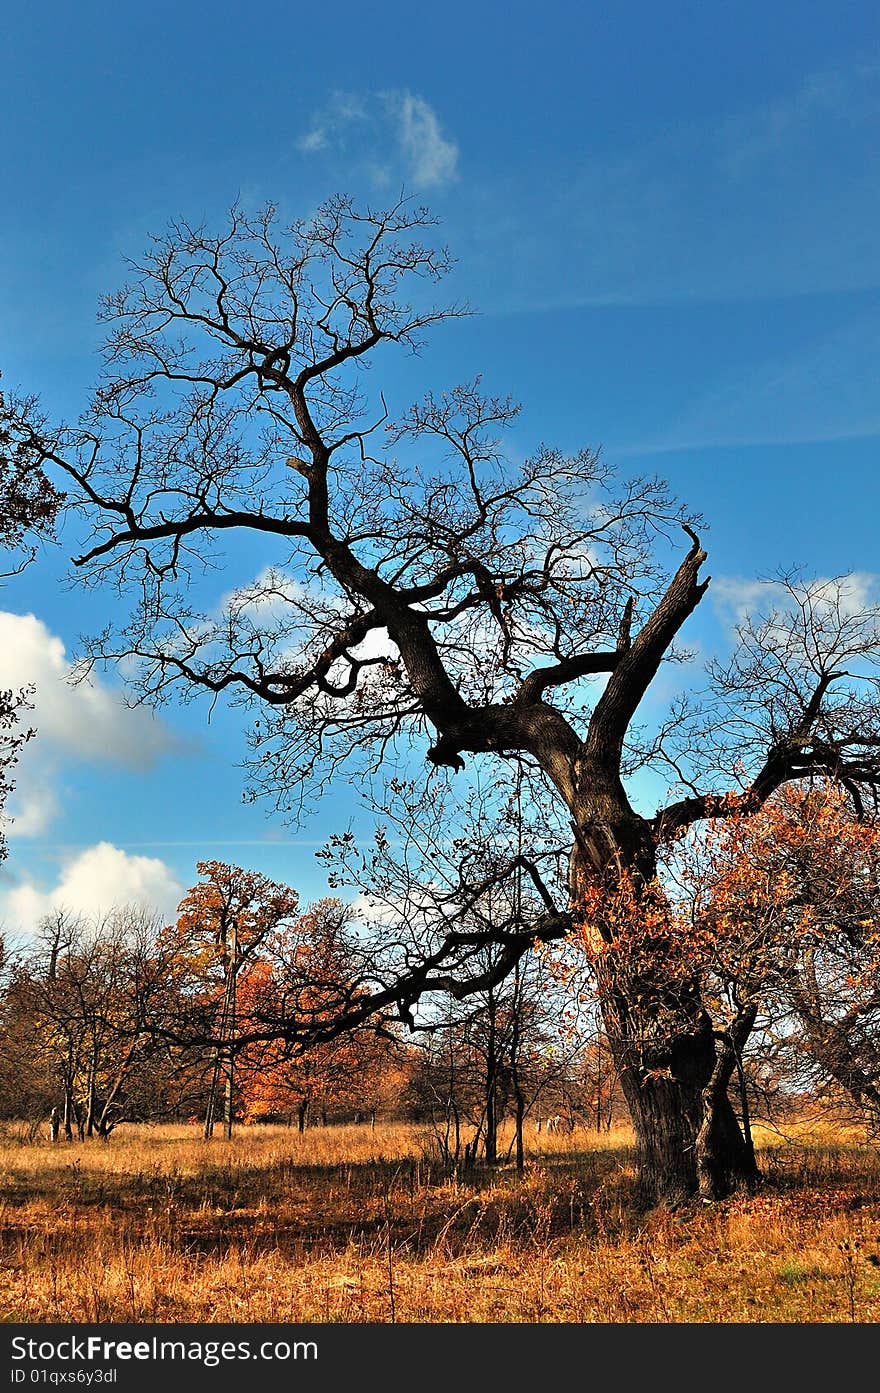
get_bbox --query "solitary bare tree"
[10,196,880,1202]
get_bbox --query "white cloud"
[350,889,402,928]
[828,573,879,614]
[0,611,179,838]
[710,577,779,626]
[350,882,447,933]
[0,841,184,937]
[296,93,367,155]
[223,565,399,668]
[711,572,880,627]
[0,612,174,766]
[385,91,459,189]
[4,784,60,839]
[222,566,322,626]
[297,89,458,190]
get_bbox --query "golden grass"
[2,1118,880,1322]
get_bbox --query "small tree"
[9,907,181,1137]
[172,861,299,1138]
[236,898,396,1130]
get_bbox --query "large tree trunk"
[605,988,758,1205]
[696,1087,758,1199]
[695,1011,759,1199]
[602,980,711,1205]
[573,817,758,1206]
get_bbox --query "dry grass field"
[1,1117,880,1323]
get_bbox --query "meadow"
[1,1118,879,1323]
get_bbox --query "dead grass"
[2,1118,880,1322]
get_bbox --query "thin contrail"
[16,838,405,850]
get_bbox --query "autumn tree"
[171,861,299,1137]
[234,897,398,1130]
[239,988,403,1130]
[11,196,880,1202]
[8,907,182,1137]
[571,782,880,1189]
[668,784,880,1137]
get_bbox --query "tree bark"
[695,1013,760,1199]
[605,995,712,1206]
[609,1012,758,1201]
[573,820,759,1206]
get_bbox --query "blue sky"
[1,0,878,936]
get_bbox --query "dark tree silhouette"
[1,377,62,562]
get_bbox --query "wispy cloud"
[457,58,880,314]
[297,89,459,190]
[711,572,880,628]
[296,93,368,155]
[0,611,181,839]
[387,92,459,189]
[614,306,880,456]
[721,61,880,178]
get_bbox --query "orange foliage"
[574,782,880,1011]
[174,861,300,976]
[231,899,405,1124]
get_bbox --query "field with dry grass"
[1,1117,879,1322]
